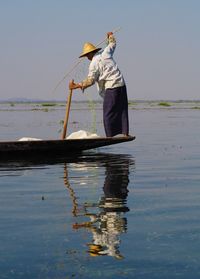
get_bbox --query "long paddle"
[61,88,73,139]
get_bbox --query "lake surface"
[0,101,200,278]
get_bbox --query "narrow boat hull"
[0,136,135,158]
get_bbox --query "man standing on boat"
[69,32,129,137]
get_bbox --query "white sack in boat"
[66,130,100,139]
[18,137,42,141]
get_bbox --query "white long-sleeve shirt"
[83,35,125,97]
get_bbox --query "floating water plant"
[128,101,137,106]
[128,101,137,109]
[191,106,200,109]
[41,103,57,107]
[158,102,171,107]
[42,108,49,112]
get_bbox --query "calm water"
[0,102,200,278]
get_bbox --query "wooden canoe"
[0,136,135,158]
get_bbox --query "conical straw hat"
[79,42,101,58]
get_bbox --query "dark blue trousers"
[103,85,129,137]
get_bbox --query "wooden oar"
[61,88,73,139]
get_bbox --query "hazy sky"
[0,0,199,101]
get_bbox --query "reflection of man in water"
[87,159,130,259]
[73,156,131,259]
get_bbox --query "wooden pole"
[61,88,73,139]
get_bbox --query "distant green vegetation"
[158,102,171,107]
[191,106,200,109]
[42,108,49,112]
[41,103,57,107]
[128,101,137,106]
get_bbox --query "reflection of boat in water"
[0,136,135,159]
[0,151,134,260]
[64,153,135,259]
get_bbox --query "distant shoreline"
[0,99,200,104]
[1,100,200,111]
